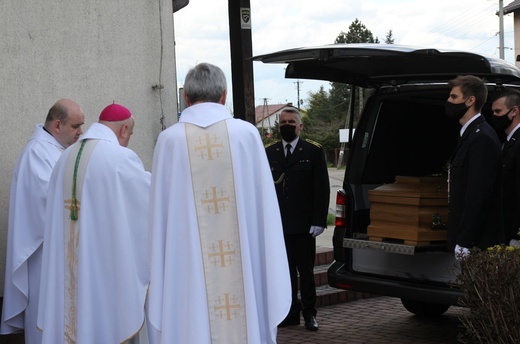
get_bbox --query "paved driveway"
[277,296,466,344]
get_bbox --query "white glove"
[309,226,325,238]
[454,244,470,261]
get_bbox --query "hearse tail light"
[335,189,347,227]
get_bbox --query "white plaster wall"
[0,0,179,296]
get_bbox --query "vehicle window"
[361,96,459,184]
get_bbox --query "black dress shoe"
[304,316,318,331]
[278,314,300,327]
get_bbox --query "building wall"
[0,0,179,296]
[257,113,279,132]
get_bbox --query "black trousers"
[284,233,317,319]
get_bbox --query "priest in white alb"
[146,63,291,344]
[1,99,85,343]
[37,103,151,343]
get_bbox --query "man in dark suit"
[491,89,520,246]
[446,75,502,258]
[265,108,330,331]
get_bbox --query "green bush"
[457,245,520,343]
[327,213,335,226]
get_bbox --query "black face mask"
[445,100,469,121]
[280,124,297,142]
[491,108,514,132]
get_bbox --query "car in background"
[254,44,520,316]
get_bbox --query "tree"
[385,30,395,44]
[302,19,393,164]
[331,19,382,128]
[335,19,380,44]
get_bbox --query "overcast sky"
[173,0,516,111]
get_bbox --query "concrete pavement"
[296,168,468,344]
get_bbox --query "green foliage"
[385,29,395,44]
[457,246,520,343]
[335,18,379,44]
[302,19,390,162]
[259,122,280,146]
[327,213,335,226]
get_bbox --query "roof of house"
[254,103,296,124]
[504,0,520,15]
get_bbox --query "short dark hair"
[45,101,69,125]
[448,75,488,112]
[494,89,520,109]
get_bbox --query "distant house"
[504,0,520,66]
[255,103,298,134]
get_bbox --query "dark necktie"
[285,143,292,161]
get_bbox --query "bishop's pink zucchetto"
[99,103,132,121]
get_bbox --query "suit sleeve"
[458,133,500,247]
[513,147,520,239]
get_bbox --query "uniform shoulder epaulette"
[264,140,280,148]
[305,138,322,148]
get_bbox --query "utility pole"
[294,80,303,109]
[228,0,255,123]
[499,0,505,59]
[261,98,270,131]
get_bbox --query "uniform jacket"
[266,138,330,235]
[500,128,520,242]
[448,115,502,250]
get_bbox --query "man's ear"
[467,95,476,108]
[218,90,227,105]
[51,119,61,134]
[183,92,192,107]
[119,124,128,139]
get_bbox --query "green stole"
[62,139,98,343]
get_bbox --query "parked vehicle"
[254,44,520,316]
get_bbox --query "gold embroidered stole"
[62,139,98,343]
[186,121,247,343]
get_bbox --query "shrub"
[457,245,520,343]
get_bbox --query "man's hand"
[309,226,325,238]
[454,244,470,261]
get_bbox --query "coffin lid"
[369,176,448,198]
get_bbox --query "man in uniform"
[491,89,520,246]
[37,104,151,343]
[1,99,84,343]
[265,108,330,331]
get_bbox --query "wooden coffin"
[367,176,448,246]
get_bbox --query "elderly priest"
[146,63,291,344]
[37,104,151,343]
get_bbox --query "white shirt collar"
[460,113,481,136]
[282,136,299,150]
[508,123,520,141]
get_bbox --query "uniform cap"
[99,103,131,121]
